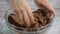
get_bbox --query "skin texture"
[10,0,55,27]
[10,0,35,27]
[10,0,25,26]
[19,0,35,25]
[34,0,55,18]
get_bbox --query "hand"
[10,0,35,27]
[34,0,55,18]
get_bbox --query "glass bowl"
[4,7,55,34]
[4,0,55,34]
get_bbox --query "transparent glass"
[4,0,55,34]
[5,8,55,34]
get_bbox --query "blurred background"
[0,0,60,34]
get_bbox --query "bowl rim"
[4,8,55,33]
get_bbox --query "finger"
[21,0,35,25]
[20,6,31,27]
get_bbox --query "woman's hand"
[10,0,35,27]
[34,0,55,18]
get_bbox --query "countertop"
[0,0,60,34]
